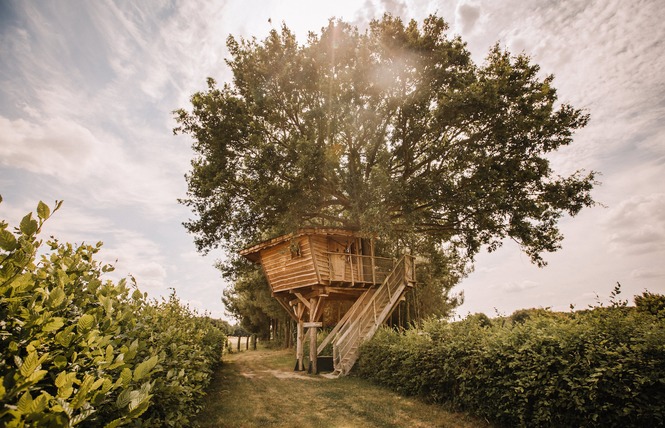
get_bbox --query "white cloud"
[455,1,481,34]
[494,280,539,293]
[0,114,182,218]
[631,268,665,279]
[604,193,665,255]
[0,116,99,181]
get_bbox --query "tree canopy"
[174,14,595,270]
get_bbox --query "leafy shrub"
[356,295,665,427]
[0,199,225,427]
[137,295,226,427]
[635,291,665,319]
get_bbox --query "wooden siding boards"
[259,236,318,292]
[310,235,331,285]
[308,235,322,284]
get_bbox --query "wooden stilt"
[297,318,304,370]
[309,297,317,374]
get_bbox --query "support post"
[296,302,305,371]
[296,318,304,371]
[309,297,317,374]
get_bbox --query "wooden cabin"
[240,228,395,293]
[240,228,415,376]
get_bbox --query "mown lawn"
[194,345,491,428]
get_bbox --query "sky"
[1,0,663,321]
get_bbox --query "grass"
[194,345,491,428]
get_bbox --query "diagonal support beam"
[293,292,311,310]
[274,295,298,321]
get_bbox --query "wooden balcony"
[325,252,395,286]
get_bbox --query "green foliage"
[136,294,226,427]
[222,266,286,339]
[356,294,665,427]
[0,200,225,427]
[174,13,596,267]
[635,290,665,319]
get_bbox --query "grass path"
[194,346,491,428]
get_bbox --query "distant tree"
[175,14,596,321]
[221,265,287,340]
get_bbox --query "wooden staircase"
[320,255,416,378]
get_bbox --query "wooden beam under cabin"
[293,292,311,310]
[274,295,298,321]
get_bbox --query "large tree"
[174,15,596,322]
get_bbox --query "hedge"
[1,199,225,427]
[356,297,665,427]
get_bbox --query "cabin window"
[289,241,302,258]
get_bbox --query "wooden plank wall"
[310,235,330,284]
[260,237,318,292]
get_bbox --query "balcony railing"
[325,252,395,285]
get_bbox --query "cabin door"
[328,239,347,282]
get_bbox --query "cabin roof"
[239,228,361,263]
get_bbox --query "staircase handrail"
[333,255,413,366]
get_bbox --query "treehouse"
[240,228,415,376]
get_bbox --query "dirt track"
[194,347,491,428]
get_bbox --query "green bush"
[635,291,665,319]
[356,298,665,427]
[137,295,226,427]
[0,199,225,427]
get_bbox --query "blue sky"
[1,0,664,320]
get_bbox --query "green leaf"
[132,289,143,301]
[116,389,132,409]
[71,408,96,426]
[71,374,94,409]
[0,229,17,251]
[105,344,114,364]
[99,294,113,315]
[127,396,152,419]
[48,287,66,308]
[118,367,132,387]
[19,213,38,236]
[55,371,68,388]
[91,378,106,391]
[133,355,159,381]
[27,369,47,383]
[31,393,49,413]
[58,386,74,400]
[37,201,50,220]
[55,327,75,347]
[20,351,39,377]
[77,314,95,332]
[43,317,65,333]
[100,378,113,394]
[17,390,33,414]
[104,418,125,428]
